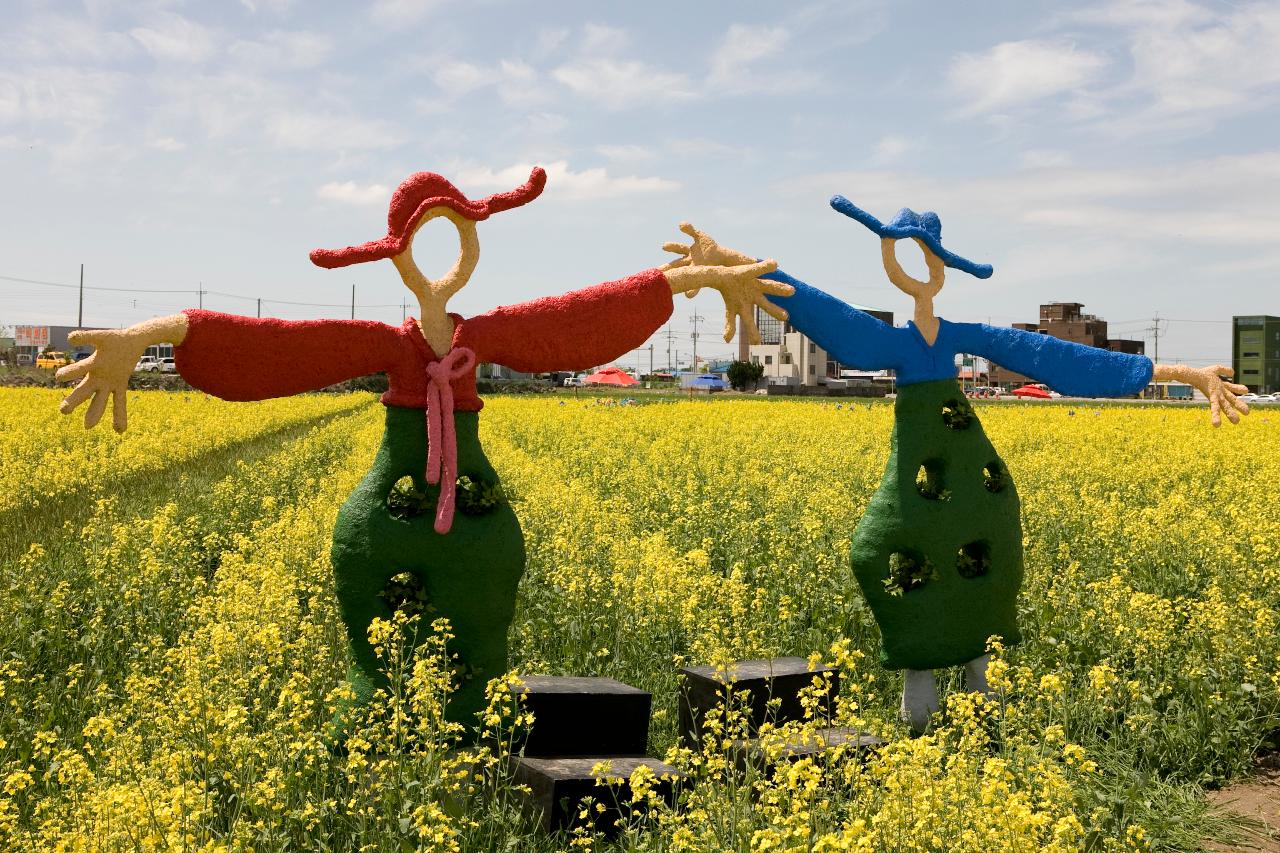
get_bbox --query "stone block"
[511,755,685,835]
[678,657,839,747]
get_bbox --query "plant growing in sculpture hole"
[55,167,789,743]
[667,197,1252,735]
[884,551,939,597]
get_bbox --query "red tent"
[584,366,638,386]
[1011,384,1052,399]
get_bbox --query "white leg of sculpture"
[900,669,939,733]
[964,654,993,696]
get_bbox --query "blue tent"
[682,374,728,390]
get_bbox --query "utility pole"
[351,285,356,320]
[198,282,204,310]
[1147,313,1164,365]
[77,264,84,328]
[648,343,654,377]
[690,312,705,373]
[402,298,407,323]
[257,298,262,318]
[662,324,677,371]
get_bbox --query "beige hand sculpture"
[1151,363,1250,427]
[56,314,189,432]
[663,222,793,344]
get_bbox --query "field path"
[1208,758,1280,852]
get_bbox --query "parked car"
[16,353,33,365]
[1253,394,1277,404]
[1238,393,1260,402]
[135,355,161,372]
[562,375,584,387]
[36,351,70,369]
[159,357,177,373]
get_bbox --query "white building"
[750,332,828,387]
[745,303,894,388]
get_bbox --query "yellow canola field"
[0,388,369,515]
[1,390,1277,851]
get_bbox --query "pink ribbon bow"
[424,346,476,534]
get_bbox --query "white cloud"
[267,112,404,150]
[707,23,820,95]
[148,136,186,151]
[1022,0,1280,137]
[948,40,1109,115]
[130,13,220,63]
[432,59,544,105]
[1064,0,1211,31]
[228,30,333,70]
[239,0,295,13]
[871,134,919,165]
[1117,2,1280,126]
[552,58,695,106]
[454,160,680,201]
[0,68,125,127]
[580,23,629,55]
[317,181,391,206]
[596,144,655,162]
[533,27,570,58]
[371,0,443,26]
[1018,149,1073,169]
[3,14,136,62]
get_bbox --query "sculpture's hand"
[664,260,793,345]
[56,314,189,432]
[1195,365,1250,427]
[662,221,756,272]
[1154,363,1249,427]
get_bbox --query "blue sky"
[2,0,1278,368]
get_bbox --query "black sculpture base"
[515,675,652,757]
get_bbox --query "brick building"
[987,303,1144,389]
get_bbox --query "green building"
[1232,316,1280,393]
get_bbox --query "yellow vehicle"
[36,351,70,369]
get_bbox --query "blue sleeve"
[951,322,1153,397]
[763,270,907,371]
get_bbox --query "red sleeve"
[176,310,405,401]
[457,269,674,372]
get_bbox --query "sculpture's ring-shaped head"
[308,167,547,300]
[882,237,946,300]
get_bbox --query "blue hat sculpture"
[830,195,993,279]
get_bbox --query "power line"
[0,273,190,293]
[1,271,402,309]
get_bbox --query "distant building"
[746,304,893,388]
[987,303,1145,389]
[1232,315,1280,393]
[13,324,112,363]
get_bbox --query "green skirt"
[850,380,1023,670]
[330,406,524,738]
